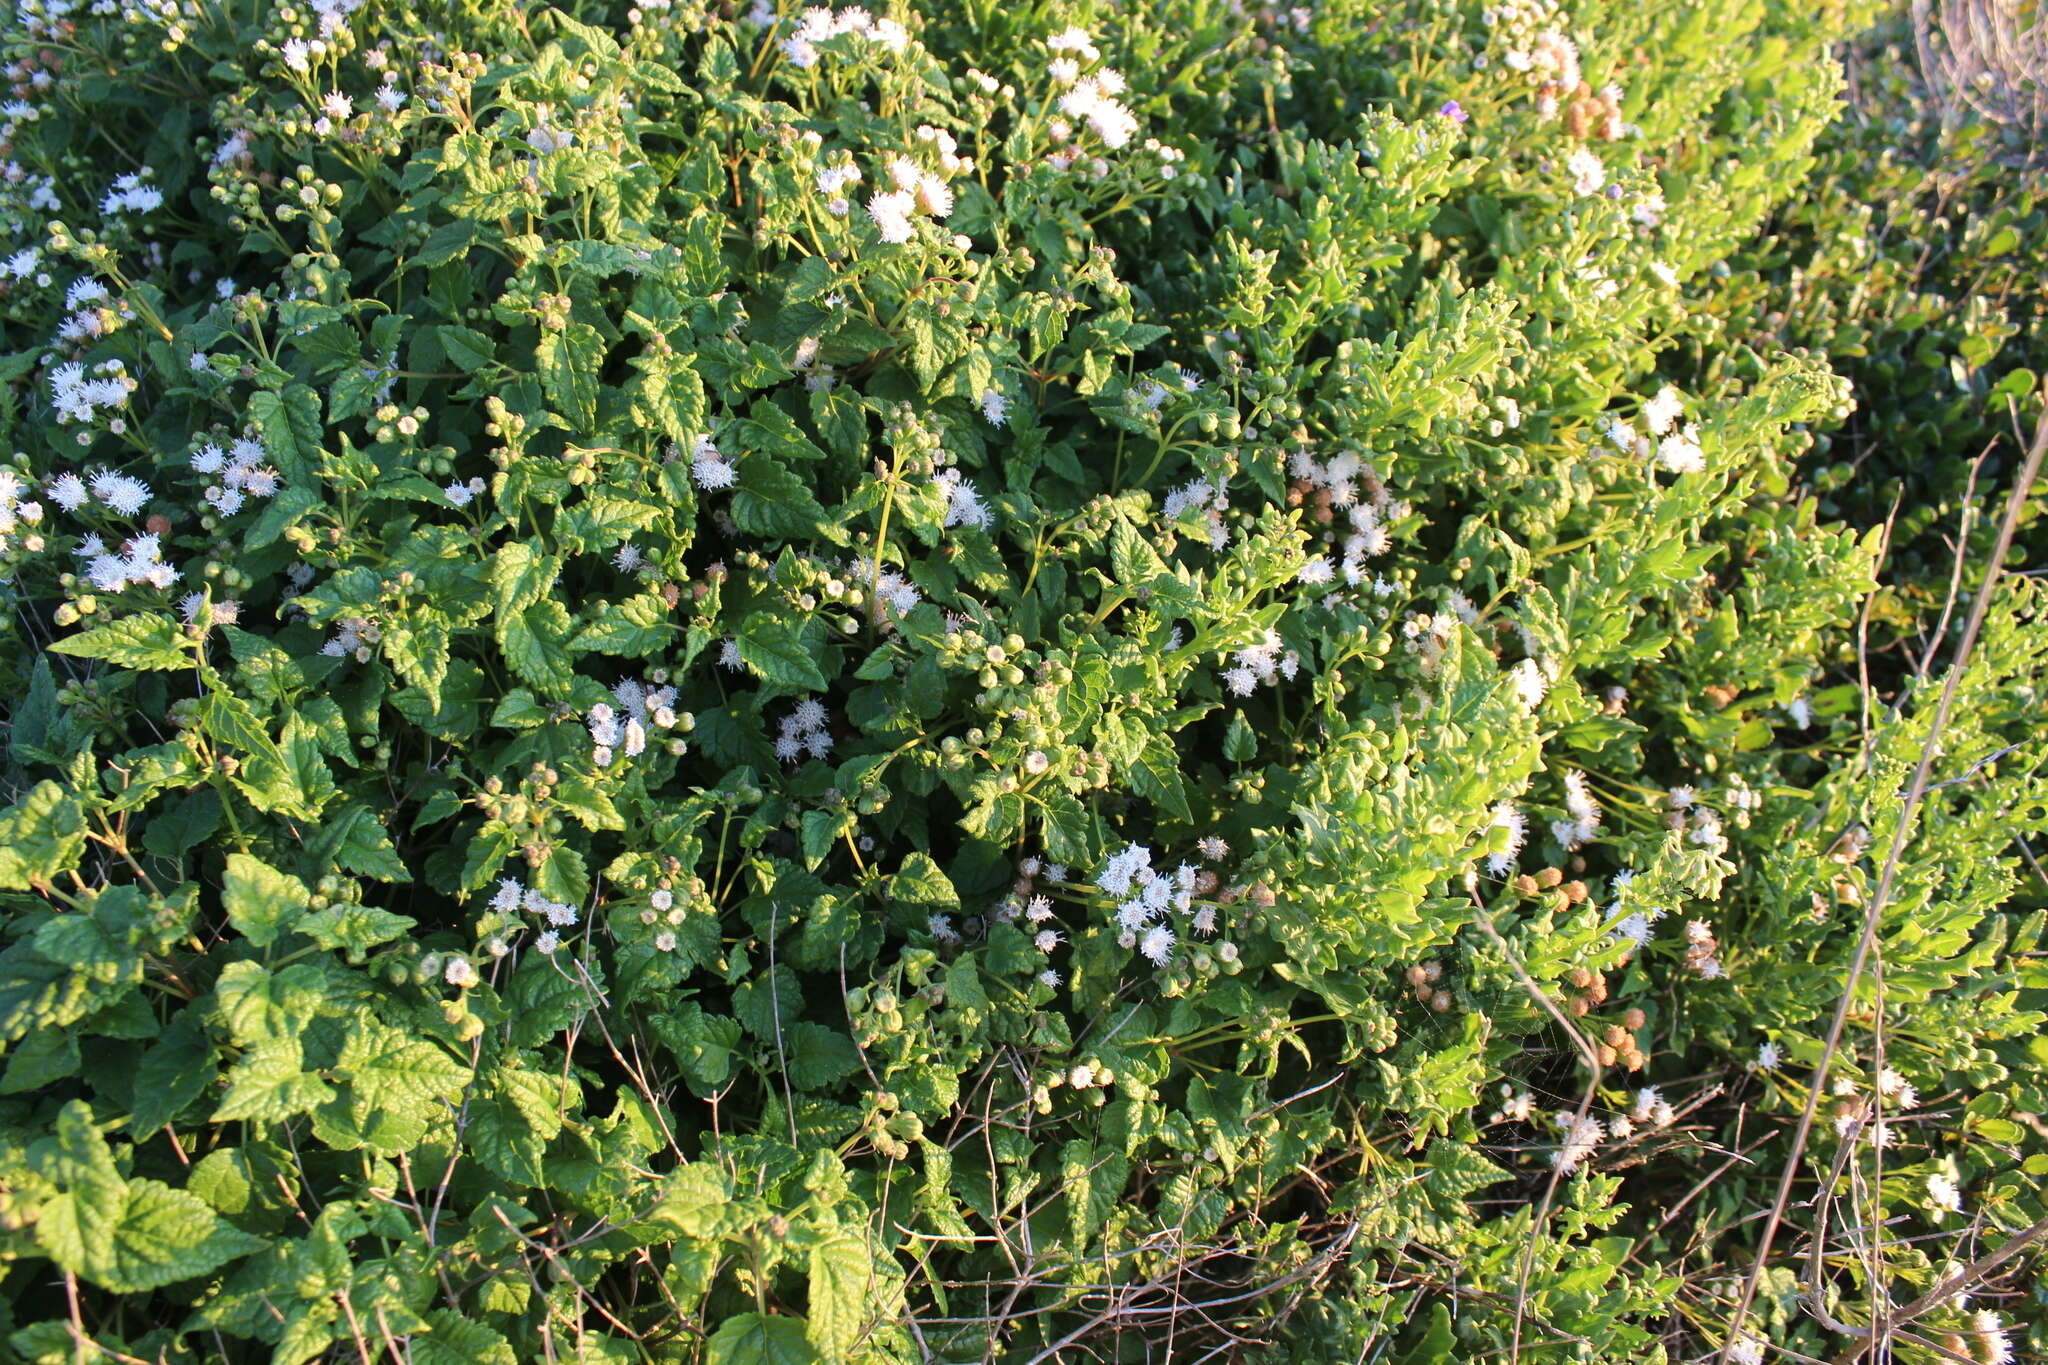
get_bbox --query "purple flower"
[1440,99,1468,124]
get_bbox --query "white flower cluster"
[0,468,43,555]
[190,437,284,517]
[980,387,1009,427]
[444,476,487,507]
[1493,1082,1677,1168]
[1097,841,1231,968]
[1162,476,1230,551]
[1510,657,1550,710]
[1047,29,1138,149]
[489,875,579,956]
[1287,448,1405,591]
[1483,801,1529,876]
[321,616,379,660]
[865,151,957,245]
[99,171,162,216]
[78,531,177,592]
[1665,783,1731,856]
[1551,770,1601,850]
[56,277,129,344]
[50,359,134,428]
[860,558,923,623]
[775,698,834,762]
[589,676,682,767]
[48,466,145,518]
[683,433,735,490]
[780,5,912,69]
[932,464,991,531]
[178,591,240,628]
[1684,919,1725,979]
[1602,869,1667,948]
[1600,385,1704,474]
[2,244,41,282]
[636,882,695,954]
[1566,146,1605,196]
[1220,627,1300,698]
[1485,0,1580,90]
[1630,1085,1678,1130]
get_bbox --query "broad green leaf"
[735,612,828,690]
[35,1103,265,1296]
[0,781,86,891]
[731,453,827,538]
[222,852,311,948]
[806,1235,872,1360]
[47,614,188,670]
[213,1037,334,1123]
[538,322,605,427]
[706,1313,818,1365]
[296,903,417,955]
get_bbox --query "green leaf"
[204,690,286,771]
[1223,711,1257,762]
[806,1235,872,1360]
[572,593,673,657]
[296,903,417,956]
[0,781,86,891]
[246,384,324,481]
[438,325,496,372]
[467,1061,563,1186]
[222,852,311,948]
[782,1021,861,1090]
[47,614,188,670]
[731,453,827,538]
[889,853,956,910]
[538,322,605,427]
[415,218,479,268]
[335,1016,471,1113]
[415,1311,518,1365]
[735,612,828,690]
[35,1104,265,1293]
[213,1037,334,1123]
[649,1005,742,1090]
[1129,737,1193,822]
[706,1313,818,1365]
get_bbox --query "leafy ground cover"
[0,0,2042,1361]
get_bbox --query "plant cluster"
[0,0,2042,1362]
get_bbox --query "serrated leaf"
[415,218,479,268]
[222,852,311,948]
[47,614,188,670]
[438,325,496,372]
[572,593,672,657]
[0,781,86,891]
[707,1313,818,1365]
[35,1104,264,1293]
[782,1021,861,1091]
[731,453,827,538]
[538,322,605,427]
[296,903,417,955]
[1129,737,1193,822]
[213,1037,334,1123]
[467,1061,563,1186]
[336,1016,471,1111]
[735,612,828,690]
[806,1235,872,1360]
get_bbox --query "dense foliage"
[0,0,2042,1362]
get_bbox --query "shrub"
[0,1,2042,1362]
